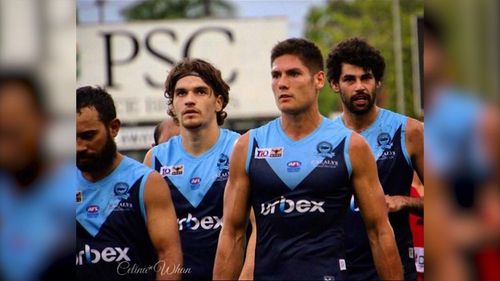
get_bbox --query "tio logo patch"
[255,147,284,159]
[160,165,184,176]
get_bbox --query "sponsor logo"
[287,161,301,172]
[311,159,339,168]
[216,154,230,181]
[190,177,201,190]
[109,201,134,212]
[216,170,229,182]
[177,213,222,231]
[86,205,100,218]
[76,244,130,265]
[160,165,184,176]
[217,154,229,170]
[378,150,396,161]
[76,191,82,203]
[114,182,129,196]
[377,132,392,149]
[317,141,335,158]
[260,196,325,216]
[254,147,284,159]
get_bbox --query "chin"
[280,104,308,115]
[278,104,294,112]
[181,121,203,129]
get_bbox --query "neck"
[342,106,380,133]
[181,122,220,157]
[281,107,323,141]
[83,153,123,182]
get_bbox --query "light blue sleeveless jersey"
[151,128,240,281]
[334,108,416,281]
[247,117,353,280]
[76,156,157,281]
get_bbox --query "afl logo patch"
[316,141,334,158]
[114,182,129,196]
[287,161,301,172]
[86,205,100,218]
[190,177,201,190]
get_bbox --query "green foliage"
[305,0,423,117]
[122,0,235,20]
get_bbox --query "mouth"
[77,154,94,162]
[278,94,293,101]
[351,94,369,105]
[182,109,200,116]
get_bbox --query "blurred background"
[1,0,499,280]
[0,0,75,280]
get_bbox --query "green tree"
[122,0,236,20]
[305,0,423,117]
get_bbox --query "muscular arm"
[213,133,252,280]
[350,133,403,280]
[239,209,256,280]
[144,172,182,280]
[385,194,423,215]
[386,118,424,216]
[143,148,154,167]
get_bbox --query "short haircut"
[326,37,385,83]
[76,86,116,125]
[164,58,229,126]
[0,69,46,115]
[270,38,324,74]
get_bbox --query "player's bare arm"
[350,132,403,280]
[386,118,424,215]
[143,148,154,167]
[239,208,256,280]
[144,171,183,280]
[213,133,252,280]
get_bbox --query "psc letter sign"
[77,18,287,123]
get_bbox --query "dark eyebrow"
[77,129,97,138]
[342,74,355,80]
[361,73,374,79]
[194,86,210,91]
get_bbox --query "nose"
[184,91,196,106]
[353,79,365,92]
[277,75,289,91]
[76,138,87,154]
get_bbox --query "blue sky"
[77,0,326,37]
